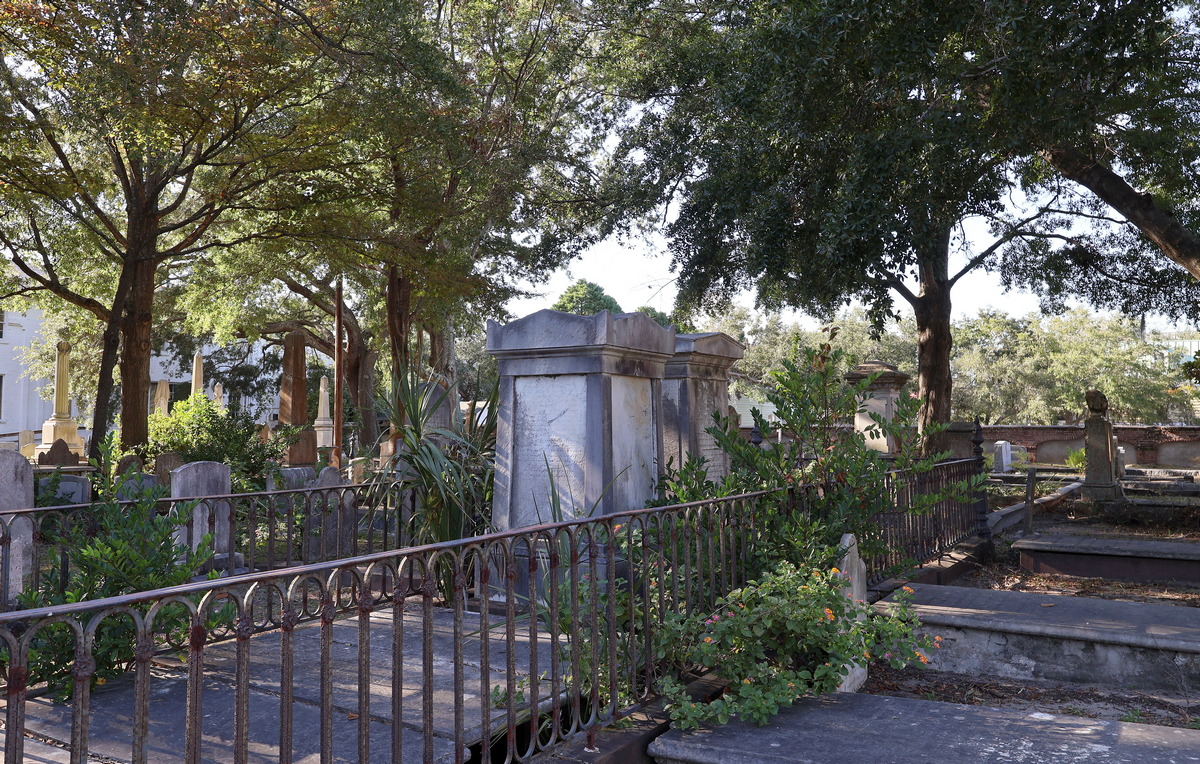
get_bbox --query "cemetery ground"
[862,493,1200,733]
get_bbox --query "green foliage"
[378,371,496,547]
[1065,449,1087,471]
[656,565,934,729]
[144,393,293,492]
[551,280,623,316]
[18,479,212,696]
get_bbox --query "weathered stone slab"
[37,438,80,466]
[19,667,458,764]
[193,607,560,748]
[648,693,1200,764]
[1014,533,1200,583]
[877,583,1200,692]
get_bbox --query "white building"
[0,308,56,445]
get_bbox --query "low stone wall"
[982,424,1200,467]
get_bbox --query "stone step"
[1014,533,1200,584]
[648,692,1200,764]
[875,584,1200,693]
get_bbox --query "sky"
[504,233,1052,329]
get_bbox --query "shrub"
[17,481,213,696]
[1065,448,1087,470]
[656,564,934,729]
[144,393,294,492]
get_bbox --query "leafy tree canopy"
[552,279,623,315]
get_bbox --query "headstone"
[1115,446,1128,479]
[350,457,371,484]
[314,375,335,448]
[304,466,355,561]
[154,452,187,490]
[941,421,976,459]
[36,473,90,506]
[38,438,80,466]
[0,450,35,604]
[116,472,159,500]
[18,430,34,450]
[171,461,232,556]
[154,379,171,415]
[1082,390,1121,501]
[213,382,225,408]
[836,533,868,693]
[191,350,205,396]
[661,333,744,480]
[115,453,144,479]
[258,424,273,444]
[35,340,85,458]
[993,440,1013,473]
[287,428,318,467]
[488,310,675,530]
[844,361,911,455]
[0,442,15,452]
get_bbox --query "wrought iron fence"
[0,491,772,764]
[0,457,987,763]
[0,481,415,613]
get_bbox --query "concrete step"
[876,584,1200,693]
[1014,533,1200,584]
[648,692,1200,763]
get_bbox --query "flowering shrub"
[655,562,934,729]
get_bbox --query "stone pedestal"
[35,341,84,458]
[844,361,911,455]
[1082,390,1121,501]
[662,333,744,480]
[487,310,675,530]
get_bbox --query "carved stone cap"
[844,360,910,391]
[1086,389,1109,416]
[486,309,675,357]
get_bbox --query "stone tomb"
[487,310,675,530]
[661,333,744,480]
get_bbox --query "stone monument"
[844,361,911,454]
[154,379,171,415]
[661,332,744,480]
[191,350,205,396]
[314,375,335,449]
[0,450,35,604]
[35,340,85,458]
[279,331,317,466]
[488,310,675,529]
[1082,389,1121,501]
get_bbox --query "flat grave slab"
[876,583,1200,692]
[11,606,560,762]
[1014,533,1200,583]
[648,692,1200,763]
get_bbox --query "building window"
[0,310,5,340]
[0,374,5,420]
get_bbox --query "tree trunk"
[88,268,134,461]
[118,252,156,449]
[911,227,955,454]
[385,265,412,383]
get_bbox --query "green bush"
[18,481,213,696]
[656,563,934,729]
[144,393,294,492]
[1065,448,1087,470]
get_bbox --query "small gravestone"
[171,461,233,560]
[313,466,355,560]
[258,424,272,444]
[38,438,80,466]
[844,361,911,455]
[0,450,36,604]
[0,442,15,452]
[993,441,1013,473]
[287,428,318,467]
[155,452,186,489]
[116,472,159,500]
[36,473,90,506]
[115,454,144,479]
